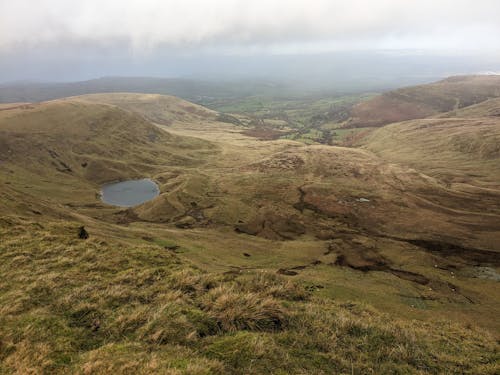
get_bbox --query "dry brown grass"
[202,285,287,332]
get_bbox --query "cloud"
[1,0,500,54]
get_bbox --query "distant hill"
[346,75,500,128]
[70,93,218,126]
[0,77,299,105]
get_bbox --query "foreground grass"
[0,217,498,374]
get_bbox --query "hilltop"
[70,93,218,125]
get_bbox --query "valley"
[0,76,499,374]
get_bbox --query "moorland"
[0,75,499,374]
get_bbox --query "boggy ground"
[0,90,499,373]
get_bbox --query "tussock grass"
[0,218,499,374]
[202,285,287,332]
[235,272,309,301]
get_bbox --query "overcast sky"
[1,0,500,82]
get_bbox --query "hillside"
[0,99,216,217]
[438,97,500,118]
[360,91,500,233]
[363,117,500,184]
[2,219,498,374]
[346,75,500,128]
[1,90,500,373]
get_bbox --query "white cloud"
[1,0,499,53]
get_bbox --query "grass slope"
[360,101,500,252]
[0,218,498,374]
[439,97,500,118]
[347,75,500,128]
[363,117,500,185]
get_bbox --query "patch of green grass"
[152,238,179,249]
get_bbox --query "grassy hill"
[0,98,216,218]
[70,93,218,126]
[363,117,500,184]
[1,88,500,373]
[346,75,500,128]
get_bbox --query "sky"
[1,0,500,82]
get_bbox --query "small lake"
[101,179,159,207]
